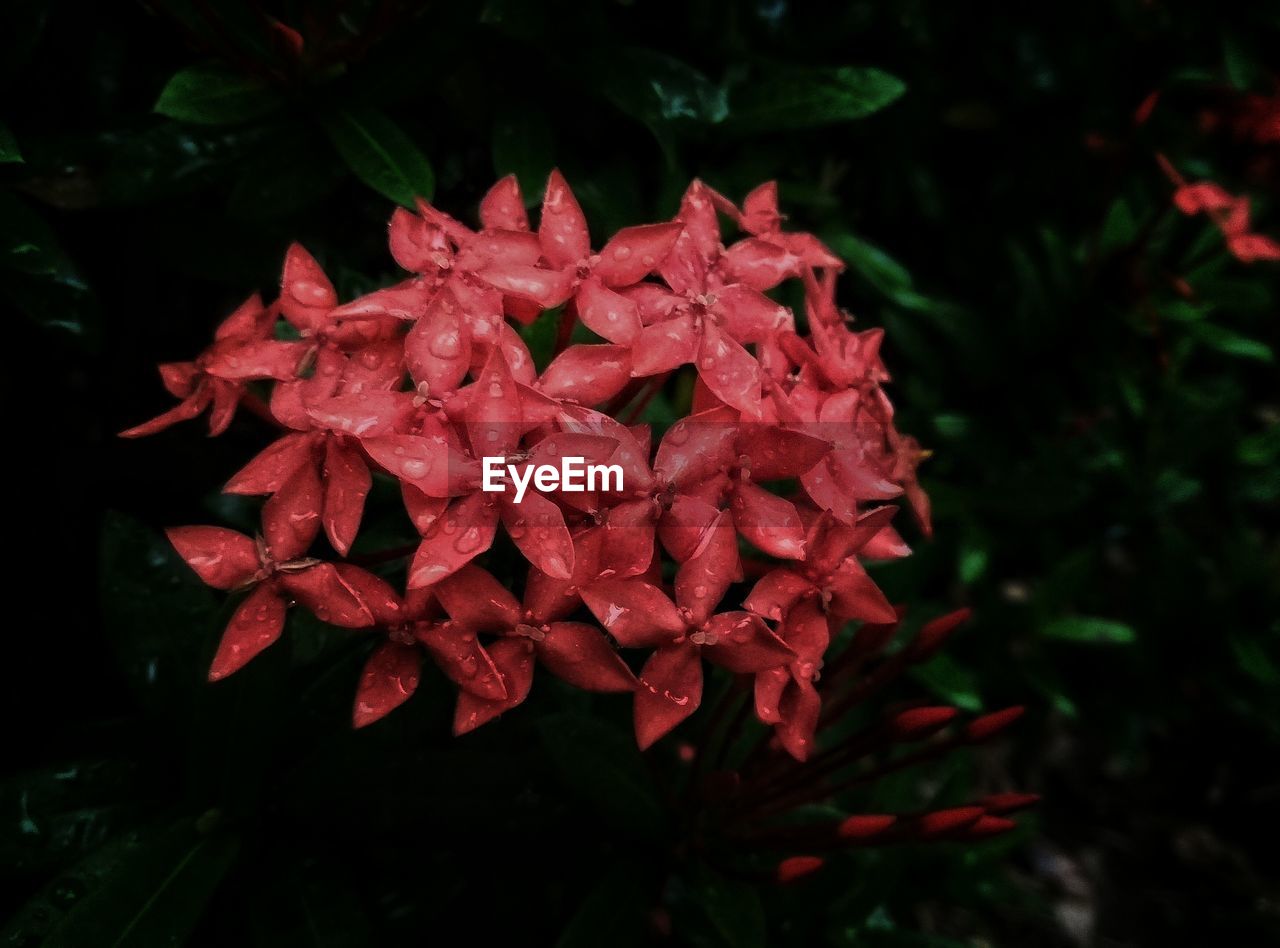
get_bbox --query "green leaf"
[322,107,435,207]
[247,864,375,948]
[99,511,217,717]
[910,652,983,712]
[228,125,344,221]
[686,868,767,948]
[0,120,22,162]
[556,862,651,948]
[3,820,239,948]
[1188,323,1274,362]
[827,233,933,310]
[0,759,148,878]
[1099,198,1137,253]
[1041,616,1137,645]
[730,66,905,129]
[592,48,729,126]
[1230,634,1279,684]
[154,64,285,125]
[0,192,99,344]
[492,106,555,203]
[537,713,664,836]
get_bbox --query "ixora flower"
[125,172,1032,874]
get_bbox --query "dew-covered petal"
[362,432,480,499]
[538,169,591,269]
[279,242,336,333]
[279,562,375,628]
[653,407,738,491]
[696,322,761,418]
[743,568,812,622]
[119,388,212,438]
[500,490,575,580]
[538,345,632,405]
[262,461,323,561]
[581,579,684,648]
[465,346,523,457]
[209,583,286,681]
[575,277,642,345]
[824,558,897,624]
[166,525,259,590]
[434,564,522,630]
[323,438,371,555]
[225,432,316,495]
[719,239,800,292]
[702,612,794,673]
[593,222,683,287]
[736,425,830,480]
[730,482,805,559]
[674,510,739,626]
[634,643,703,750]
[538,622,637,692]
[407,492,500,587]
[353,641,423,728]
[631,314,700,377]
[404,284,472,395]
[417,622,508,701]
[306,391,417,439]
[452,638,535,734]
[332,564,402,626]
[479,175,530,232]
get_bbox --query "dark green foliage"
[3,1,1278,945]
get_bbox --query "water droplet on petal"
[402,459,430,479]
[430,331,462,358]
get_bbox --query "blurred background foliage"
[3,0,1279,945]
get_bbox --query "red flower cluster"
[1157,154,1280,263]
[125,173,947,756]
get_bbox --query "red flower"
[167,525,375,680]
[433,564,637,733]
[121,294,306,437]
[582,511,794,747]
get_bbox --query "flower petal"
[538,169,591,269]
[743,568,813,622]
[407,493,500,587]
[418,622,509,701]
[675,511,739,625]
[208,583,286,681]
[279,563,374,627]
[353,642,423,727]
[581,579,684,648]
[575,277,642,345]
[404,284,472,395]
[824,558,897,624]
[631,314,700,376]
[479,175,530,232]
[166,525,259,590]
[279,242,336,333]
[453,638,535,734]
[538,622,637,692]
[262,461,323,561]
[594,222,683,287]
[538,345,633,405]
[500,490,575,580]
[702,612,794,673]
[634,643,703,750]
[433,564,522,630]
[323,438,371,555]
[730,482,806,559]
[696,322,761,417]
